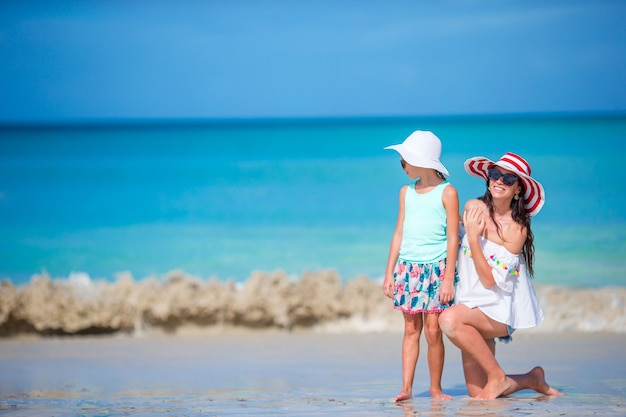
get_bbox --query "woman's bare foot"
[395,391,412,402]
[474,376,512,400]
[527,366,566,396]
[430,389,452,400]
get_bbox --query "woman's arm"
[463,202,527,289]
[463,204,498,289]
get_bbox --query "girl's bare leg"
[424,313,452,400]
[396,312,423,402]
[439,305,511,400]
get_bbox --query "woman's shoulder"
[484,221,526,255]
[502,222,527,253]
[463,198,486,212]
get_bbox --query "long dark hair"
[479,180,535,276]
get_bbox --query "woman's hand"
[463,205,486,240]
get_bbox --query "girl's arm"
[440,184,459,304]
[383,186,406,298]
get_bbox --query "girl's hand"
[383,275,395,299]
[439,278,455,305]
[463,205,486,240]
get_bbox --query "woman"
[439,152,564,400]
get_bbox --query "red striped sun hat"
[464,152,545,217]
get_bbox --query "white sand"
[0,330,625,416]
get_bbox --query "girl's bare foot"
[430,389,452,400]
[395,391,412,402]
[528,366,566,396]
[474,376,512,400]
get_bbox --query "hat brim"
[385,144,450,176]
[464,156,545,216]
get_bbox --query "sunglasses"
[488,167,519,186]
[400,159,406,168]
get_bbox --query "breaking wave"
[0,270,624,337]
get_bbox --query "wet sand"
[1,330,625,416]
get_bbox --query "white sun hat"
[464,152,545,217]
[384,130,449,176]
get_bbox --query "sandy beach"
[1,330,624,416]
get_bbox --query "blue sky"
[0,1,625,123]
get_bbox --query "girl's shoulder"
[441,182,459,209]
[441,181,458,194]
[398,183,410,200]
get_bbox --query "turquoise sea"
[1,113,625,288]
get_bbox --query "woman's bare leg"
[396,312,423,402]
[504,367,565,397]
[439,305,511,400]
[461,338,496,397]
[441,306,565,398]
[424,313,452,400]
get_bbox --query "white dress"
[455,229,544,329]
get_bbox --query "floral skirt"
[393,258,456,314]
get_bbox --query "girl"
[383,130,459,402]
[439,152,564,400]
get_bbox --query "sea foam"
[0,270,624,337]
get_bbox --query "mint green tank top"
[399,180,450,263]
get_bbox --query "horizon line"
[1,109,625,129]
